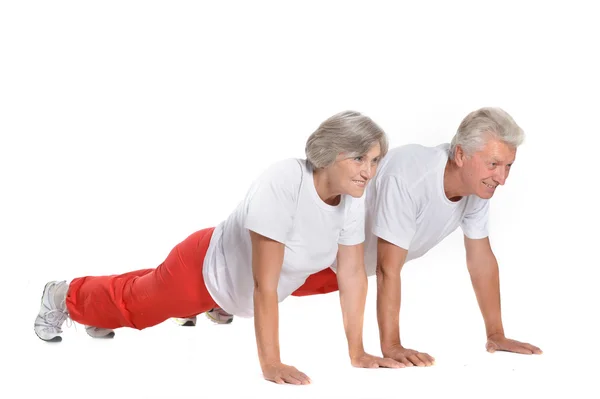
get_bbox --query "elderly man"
[360,106,542,366]
[174,107,543,368]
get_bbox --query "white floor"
[8,191,599,398]
[11,244,598,398]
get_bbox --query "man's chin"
[476,190,495,200]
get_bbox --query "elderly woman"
[33,110,400,384]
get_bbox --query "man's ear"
[454,145,466,167]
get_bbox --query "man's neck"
[443,159,467,202]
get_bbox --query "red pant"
[292,268,338,296]
[66,228,339,330]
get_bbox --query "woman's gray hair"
[449,107,525,159]
[305,111,389,169]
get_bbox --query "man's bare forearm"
[468,259,504,338]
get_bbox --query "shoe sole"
[34,281,62,342]
[172,318,196,327]
[205,312,233,325]
[35,334,62,342]
[86,330,116,339]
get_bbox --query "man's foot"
[85,325,115,338]
[205,308,233,324]
[34,281,69,342]
[173,316,197,327]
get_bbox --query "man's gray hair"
[305,110,389,169]
[449,107,525,159]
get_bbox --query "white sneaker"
[173,316,197,326]
[205,308,233,324]
[34,281,69,342]
[85,325,115,338]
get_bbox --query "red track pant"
[65,227,339,330]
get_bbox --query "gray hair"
[449,107,525,159]
[305,111,389,169]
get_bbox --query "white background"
[1,1,598,398]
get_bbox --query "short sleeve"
[244,160,301,243]
[372,176,416,250]
[460,197,490,239]
[338,195,366,246]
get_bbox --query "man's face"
[458,138,517,199]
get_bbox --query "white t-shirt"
[357,143,490,276]
[202,158,365,317]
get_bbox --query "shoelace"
[42,308,73,332]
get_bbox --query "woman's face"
[329,142,382,198]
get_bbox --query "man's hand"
[351,352,404,369]
[262,362,311,385]
[383,344,435,367]
[486,333,543,355]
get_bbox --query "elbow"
[375,263,384,280]
[340,267,367,288]
[253,279,277,296]
[376,261,398,280]
[466,257,499,279]
[339,262,366,279]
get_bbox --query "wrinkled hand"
[262,362,311,385]
[486,334,542,355]
[351,352,404,369]
[383,345,435,367]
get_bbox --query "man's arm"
[464,235,542,354]
[376,237,435,366]
[336,243,401,368]
[464,236,504,337]
[251,231,311,384]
